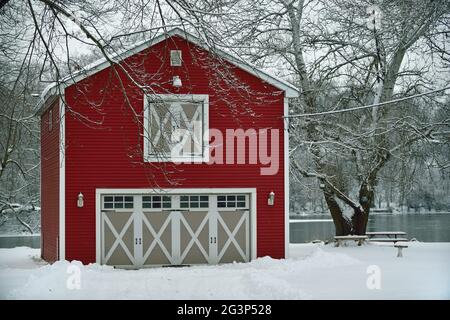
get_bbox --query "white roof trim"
[35,28,299,114]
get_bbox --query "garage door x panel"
[179,211,209,264]
[142,211,174,265]
[102,211,135,266]
[217,211,249,263]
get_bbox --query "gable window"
[170,50,182,66]
[144,95,209,162]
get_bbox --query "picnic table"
[366,231,408,243]
[334,235,368,247]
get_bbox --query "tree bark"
[323,188,352,236]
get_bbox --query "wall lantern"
[268,191,275,206]
[173,75,182,88]
[77,192,84,208]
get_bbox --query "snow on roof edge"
[35,27,299,114]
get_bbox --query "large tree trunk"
[351,206,369,235]
[323,188,352,236]
[322,182,374,236]
[350,183,373,235]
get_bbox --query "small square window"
[180,202,189,208]
[170,50,182,66]
[143,202,151,209]
[104,202,113,209]
[190,202,199,208]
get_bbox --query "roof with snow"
[35,27,299,114]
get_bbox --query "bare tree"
[0,4,41,232]
[1,0,449,237]
[205,0,450,234]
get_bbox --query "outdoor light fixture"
[173,75,182,87]
[77,193,84,208]
[268,191,275,206]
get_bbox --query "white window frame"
[180,194,210,209]
[142,195,172,210]
[170,50,182,66]
[143,94,209,163]
[216,194,249,211]
[102,195,134,211]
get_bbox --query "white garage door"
[100,194,250,267]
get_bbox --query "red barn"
[37,28,298,267]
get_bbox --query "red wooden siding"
[40,99,60,262]
[63,36,286,264]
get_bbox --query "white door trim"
[95,188,257,265]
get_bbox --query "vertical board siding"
[63,36,286,264]
[40,99,60,262]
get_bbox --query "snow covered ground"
[0,243,449,299]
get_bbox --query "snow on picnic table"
[0,243,449,300]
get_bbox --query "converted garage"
[37,28,298,268]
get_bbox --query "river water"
[0,213,449,248]
[290,213,450,243]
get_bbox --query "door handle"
[210,237,217,244]
[139,238,142,245]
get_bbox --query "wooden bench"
[394,243,408,257]
[366,231,408,243]
[334,235,368,247]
